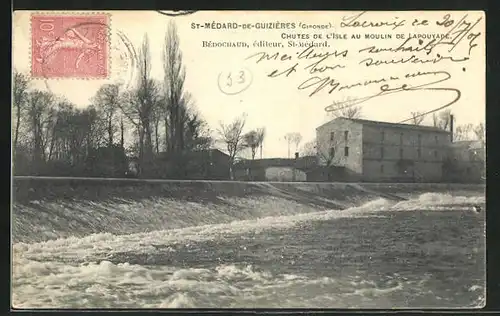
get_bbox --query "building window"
[434,150,438,158]
[400,148,403,159]
[381,164,384,173]
[329,147,335,158]
[435,136,438,144]
[344,146,349,157]
[400,133,404,145]
[330,132,335,141]
[344,131,349,141]
[417,148,421,158]
[466,167,471,174]
[418,134,422,146]
[381,131,385,142]
[381,147,384,159]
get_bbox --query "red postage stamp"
[31,13,109,79]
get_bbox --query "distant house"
[191,149,231,180]
[154,148,230,180]
[444,140,485,183]
[234,154,319,181]
[316,117,452,182]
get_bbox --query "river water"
[12,190,485,309]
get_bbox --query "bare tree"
[432,109,452,130]
[317,137,343,167]
[163,20,186,153]
[314,129,348,171]
[120,116,125,149]
[27,90,55,167]
[293,133,302,153]
[256,127,265,159]
[56,105,93,166]
[244,130,260,160]
[85,105,106,151]
[327,97,363,119]
[12,78,130,177]
[48,102,94,163]
[218,115,246,179]
[335,106,363,119]
[300,140,316,157]
[300,136,342,180]
[13,71,30,156]
[284,132,303,158]
[117,35,160,176]
[236,128,266,180]
[138,36,158,163]
[410,112,426,125]
[151,100,163,154]
[184,108,213,151]
[284,133,294,158]
[47,100,72,162]
[474,122,485,146]
[177,91,193,151]
[93,83,121,147]
[454,123,474,141]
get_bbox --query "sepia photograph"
[11,10,485,309]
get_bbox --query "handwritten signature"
[296,70,460,114]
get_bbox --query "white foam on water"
[159,293,195,308]
[13,193,484,264]
[12,258,432,309]
[12,199,390,263]
[14,256,483,309]
[392,193,485,211]
[12,195,341,243]
[12,192,485,309]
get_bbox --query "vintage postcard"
[11,10,485,309]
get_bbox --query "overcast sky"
[13,11,485,158]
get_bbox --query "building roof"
[317,117,451,134]
[206,148,230,157]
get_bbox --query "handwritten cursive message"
[242,11,483,120]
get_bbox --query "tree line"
[13,25,485,181]
[216,114,266,179]
[12,22,214,178]
[12,21,270,179]
[409,109,485,144]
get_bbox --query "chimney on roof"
[295,152,299,159]
[450,114,454,142]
